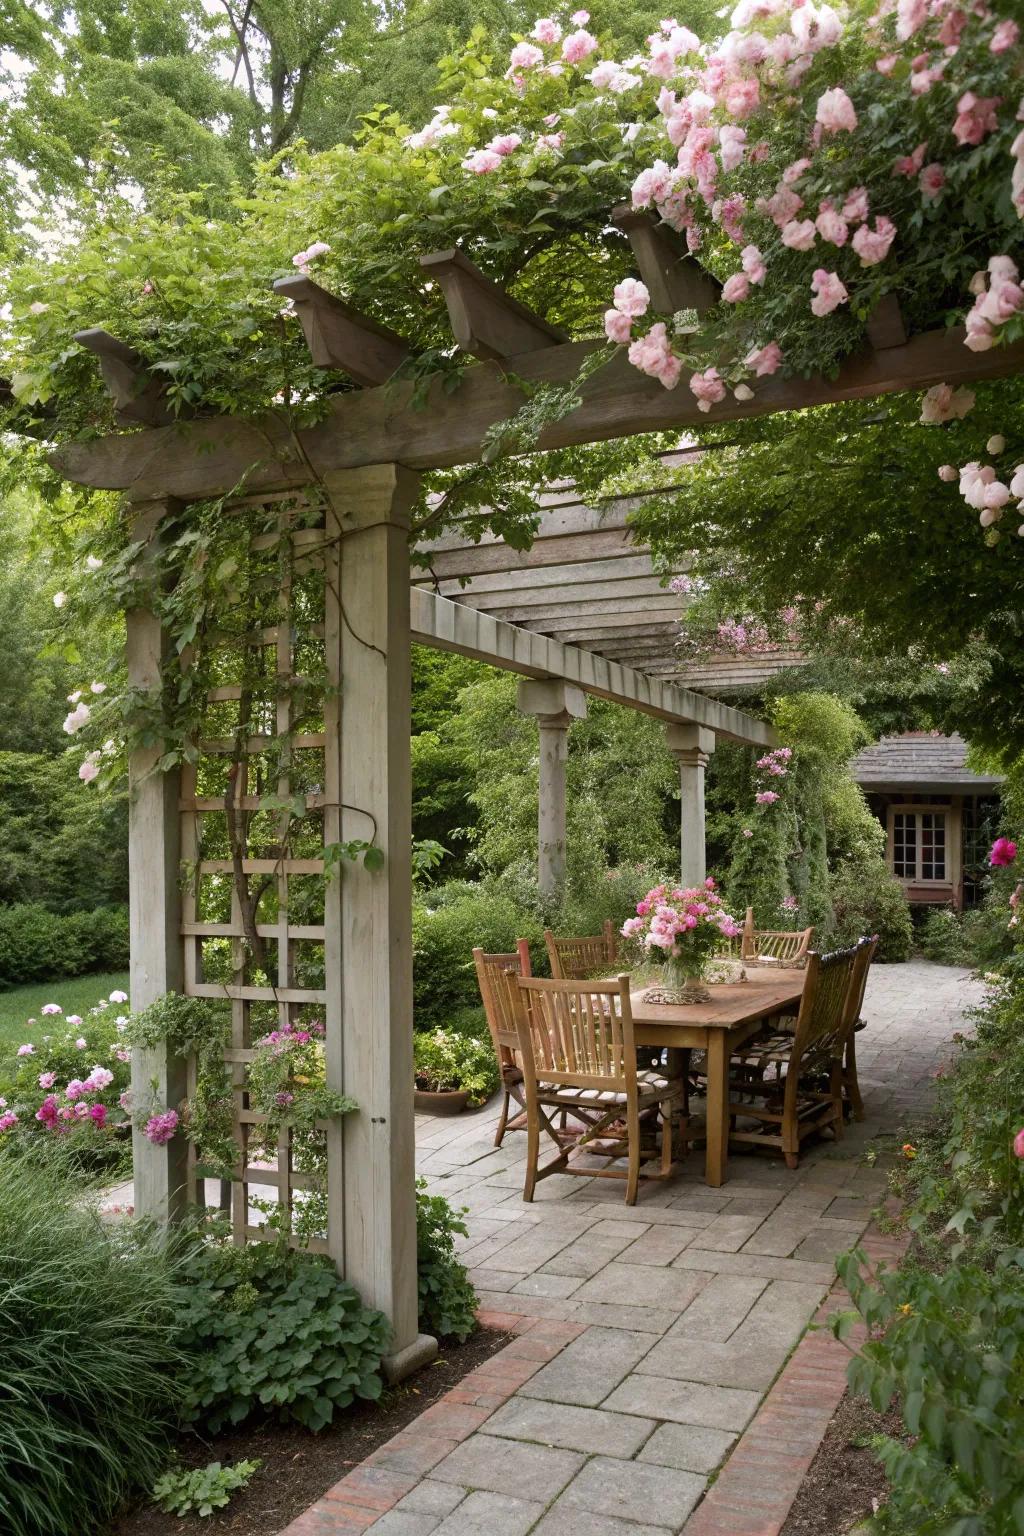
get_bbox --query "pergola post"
[666,724,716,887]
[322,464,437,1382]
[126,499,190,1227]
[517,679,588,900]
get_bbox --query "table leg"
[704,1033,729,1188]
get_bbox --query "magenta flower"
[1014,1127,1024,1159]
[144,1109,179,1145]
[990,838,1018,867]
[275,1091,295,1108]
[35,1096,59,1126]
[89,1103,108,1127]
[0,1110,18,1133]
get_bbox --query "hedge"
[0,904,130,989]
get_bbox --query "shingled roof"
[851,732,1004,791]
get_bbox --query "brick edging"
[679,1221,910,1536]
[278,1310,587,1535]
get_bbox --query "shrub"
[414,1028,499,1102]
[0,1153,184,1536]
[176,1238,389,1433]
[836,1252,1024,1535]
[830,856,913,962]
[416,1180,477,1341]
[918,907,979,968]
[918,901,1015,971]
[0,902,129,988]
[555,858,671,944]
[412,882,543,1030]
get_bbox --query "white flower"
[41,1003,62,1015]
[67,690,82,703]
[79,754,101,784]
[62,702,91,735]
[89,681,106,694]
[734,383,754,401]
[53,591,67,608]
[109,990,128,1003]
[987,435,1006,455]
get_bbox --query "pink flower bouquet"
[621,878,742,1001]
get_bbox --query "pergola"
[41,217,1024,1381]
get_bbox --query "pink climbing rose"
[744,342,783,376]
[990,837,1018,867]
[604,309,633,343]
[810,269,849,317]
[1014,1127,1024,1158]
[815,87,857,134]
[145,1109,180,1145]
[851,216,896,266]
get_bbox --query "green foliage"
[830,857,913,964]
[0,752,128,913]
[177,1238,389,1433]
[413,881,544,1030]
[0,1152,184,1536]
[414,1027,499,1101]
[415,1179,478,1341]
[919,908,984,969]
[0,902,129,988]
[918,895,1015,973]
[836,1250,1024,1536]
[153,1459,260,1518]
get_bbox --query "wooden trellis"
[176,496,338,1253]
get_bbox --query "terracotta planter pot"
[414,1086,471,1115]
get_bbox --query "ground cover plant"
[0,970,129,1053]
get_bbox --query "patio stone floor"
[371,960,981,1536]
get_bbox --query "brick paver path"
[335,960,980,1536]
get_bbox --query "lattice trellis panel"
[178,494,339,1253]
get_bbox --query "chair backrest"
[743,909,814,967]
[842,935,878,1032]
[789,945,860,1067]
[473,940,532,1068]
[544,918,619,980]
[513,974,638,1096]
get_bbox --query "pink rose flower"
[937,465,957,482]
[612,278,650,317]
[745,341,783,376]
[487,134,521,156]
[919,163,945,201]
[810,268,849,317]
[875,53,898,75]
[1014,1127,1024,1158]
[509,41,543,70]
[688,367,727,412]
[991,19,1019,54]
[532,17,561,43]
[852,215,896,266]
[144,1109,180,1146]
[462,149,503,174]
[16,1043,33,1057]
[990,837,1018,867]
[719,125,746,171]
[816,87,857,134]
[604,309,633,344]
[815,206,849,246]
[724,78,760,120]
[741,244,766,284]
[842,187,869,223]
[722,272,751,303]
[952,92,1000,148]
[562,28,598,64]
[781,218,816,251]
[893,143,927,178]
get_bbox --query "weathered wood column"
[517,679,588,900]
[666,724,715,887]
[126,499,190,1226]
[323,465,436,1382]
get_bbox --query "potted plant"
[414,1029,500,1115]
[620,877,743,1004]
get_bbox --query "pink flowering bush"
[0,991,132,1168]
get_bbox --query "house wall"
[863,791,1001,909]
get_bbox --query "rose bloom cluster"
[1,991,132,1143]
[621,877,743,961]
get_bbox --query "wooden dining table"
[630,967,806,1188]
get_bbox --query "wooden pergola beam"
[419,248,568,361]
[611,205,721,316]
[51,325,1024,498]
[273,275,410,386]
[411,588,773,746]
[74,328,179,428]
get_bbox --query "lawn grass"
[0,972,131,1057]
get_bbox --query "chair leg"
[845,1035,865,1121]
[830,1063,845,1141]
[523,1103,540,1202]
[494,1087,511,1148]
[625,1111,641,1205]
[660,1101,674,1177]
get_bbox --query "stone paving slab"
[637,1423,737,1475]
[603,1374,763,1432]
[428,1434,584,1502]
[553,1454,705,1529]
[486,1397,657,1457]
[517,1325,655,1407]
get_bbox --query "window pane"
[921,813,946,880]
[893,812,917,879]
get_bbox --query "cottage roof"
[851,732,1003,793]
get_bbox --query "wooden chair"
[841,936,878,1121]
[726,944,861,1169]
[472,940,533,1148]
[512,974,685,1205]
[742,909,814,968]
[544,919,618,980]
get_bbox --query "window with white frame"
[891,809,948,883]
